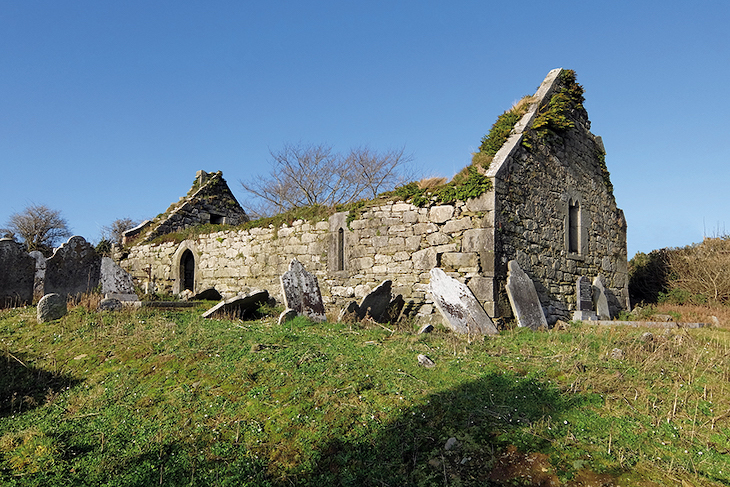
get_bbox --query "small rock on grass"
[417,354,435,368]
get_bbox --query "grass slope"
[2,303,730,486]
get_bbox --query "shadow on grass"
[0,352,80,417]
[290,370,587,487]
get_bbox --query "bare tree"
[5,204,72,254]
[241,143,413,217]
[101,218,139,246]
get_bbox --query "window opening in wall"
[210,213,224,224]
[181,250,195,291]
[568,199,580,253]
[337,227,345,271]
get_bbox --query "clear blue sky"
[1,1,728,258]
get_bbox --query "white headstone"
[429,268,498,335]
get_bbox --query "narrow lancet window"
[568,199,580,254]
[337,227,345,271]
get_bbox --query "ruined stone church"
[120,68,629,324]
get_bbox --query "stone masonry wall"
[121,195,496,317]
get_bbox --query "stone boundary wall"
[121,194,496,317]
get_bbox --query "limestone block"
[405,236,422,251]
[354,284,372,298]
[372,265,388,274]
[462,228,493,252]
[467,276,494,302]
[393,251,410,262]
[375,254,393,264]
[315,221,329,231]
[442,252,479,269]
[413,222,438,234]
[429,205,455,223]
[426,232,450,246]
[372,236,389,248]
[388,236,405,247]
[412,247,437,270]
[356,257,374,269]
[442,218,473,234]
[466,191,494,212]
[402,211,419,224]
[392,203,412,212]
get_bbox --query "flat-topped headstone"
[0,239,35,308]
[593,275,610,320]
[37,293,67,322]
[202,290,269,319]
[280,259,326,322]
[505,260,547,330]
[573,276,597,321]
[429,268,498,335]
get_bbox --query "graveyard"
[1,67,730,485]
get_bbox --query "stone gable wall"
[486,69,629,322]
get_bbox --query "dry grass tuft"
[417,176,447,190]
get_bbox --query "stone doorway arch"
[172,240,199,295]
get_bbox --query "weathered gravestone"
[429,268,498,335]
[593,275,611,320]
[202,289,269,319]
[100,257,138,301]
[44,236,101,298]
[572,276,597,321]
[505,260,548,330]
[0,238,35,308]
[280,259,326,322]
[37,293,67,322]
[338,280,405,323]
[28,250,46,301]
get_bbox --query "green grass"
[2,304,730,486]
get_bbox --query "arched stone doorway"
[172,240,199,295]
[181,249,195,292]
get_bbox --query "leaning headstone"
[505,260,547,330]
[100,257,138,301]
[37,293,67,322]
[98,297,123,312]
[0,238,35,308]
[592,275,610,320]
[44,236,101,298]
[429,268,498,335]
[202,289,269,319]
[280,259,326,322]
[358,280,394,322]
[572,276,597,321]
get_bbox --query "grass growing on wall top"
[1,303,730,486]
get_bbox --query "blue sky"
[1,1,728,257]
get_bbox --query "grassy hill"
[2,298,730,486]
